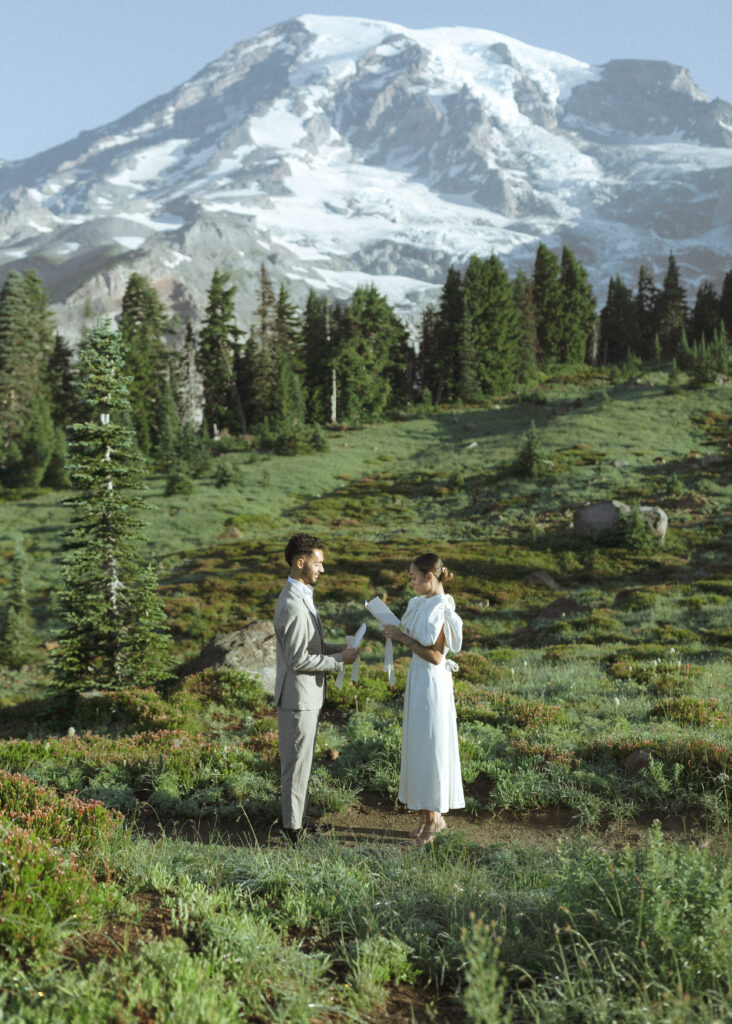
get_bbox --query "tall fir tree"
[302,290,334,424]
[118,273,175,457]
[512,269,538,382]
[635,264,660,360]
[197,269,245,435]
[248,264,279,426]
[331,285,409,422]
[175,321,201,430]
[656,253,687,357]
[719,267,732,338]
[45,334,80,427]
[464,253,520,394]
[690,280,721,343]
[532,244,564,366]
[54,319,172,691]
[431,267,465,404]
[559,246,596,363]
[0,270,56,487]
[416,304,440,400]
[600,276,640,364]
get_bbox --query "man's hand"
[342,646,359,665]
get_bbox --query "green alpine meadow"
[0,250,731,1022]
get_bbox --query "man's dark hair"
[285,533,324,567]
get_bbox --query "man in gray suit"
[274,533,358,844]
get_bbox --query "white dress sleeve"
[412,595,463,653]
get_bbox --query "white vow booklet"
[365,597,400,687]
[334,622,367,690]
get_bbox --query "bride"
[382,553,465,845]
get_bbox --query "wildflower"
[613,697,620,706]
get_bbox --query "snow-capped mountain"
[1,13,731,337]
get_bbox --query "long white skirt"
[398,655,465,813]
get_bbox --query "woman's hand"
[383,625,409,645]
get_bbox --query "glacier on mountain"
[0,13,731,336]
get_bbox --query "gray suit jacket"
[273,581,342,710]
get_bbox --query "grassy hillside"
[1,367,731,1022]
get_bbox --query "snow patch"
[113,235,146,249]
[107,139,189,190]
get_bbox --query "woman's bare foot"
[411,812,429,839]
[416,812,447,846]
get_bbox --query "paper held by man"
[334,622,367,690]
[364,596,401,688]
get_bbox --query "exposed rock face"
[178,621,277,696]
[1,15,731,340]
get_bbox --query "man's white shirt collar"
[288,576,316,614]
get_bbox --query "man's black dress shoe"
[281,820,334,845]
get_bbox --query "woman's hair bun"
[438,567,454,582]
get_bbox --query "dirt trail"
[137,798,725,852]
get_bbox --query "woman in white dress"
[383,553,465,845]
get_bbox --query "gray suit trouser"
[277,707,320,830]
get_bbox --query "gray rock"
[612,459,630,469]
[573,500,667,543]
[638,505,668,542]
[573,500,627,537]
[178,620,277,696]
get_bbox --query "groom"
[274,533,358,844]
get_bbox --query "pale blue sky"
[2,0,730,162]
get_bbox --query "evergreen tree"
[454,308,482,403]
[197,269,245,435]
[464,253,521,394]
[331,286,409,421]
[720,268,732,337]
[513,420,545,478]
[118,272,175,456]
[45,334,80,427]
[532,244,563,366]
[301,290,334,424]
[432,267,465,403]
[600,276,639,364]
[0,542,36,668]
[175,321,201,430]
[559,246,596,363]
[0,270,56,487]
[512,269,538,382]
[54,320,172,692]
[690,279,721,343]
[416,304,441,398]
[156,378,183,468]
[635,264,659,360]
[248,264,279,426]
[656,253,687,357]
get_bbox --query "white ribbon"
[445,658,459,673]
[365,597,401,690]
[334,624,366,690]
[383,637,395,688]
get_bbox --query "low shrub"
[456,691,564,730]
[650,695,728,727]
